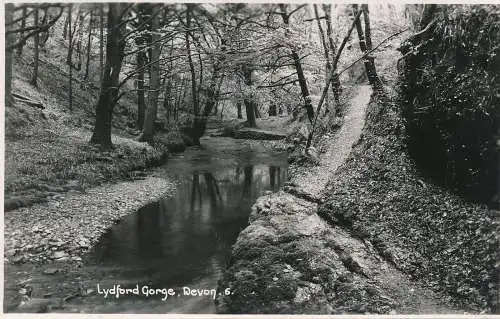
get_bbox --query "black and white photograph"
[2,2,499,315]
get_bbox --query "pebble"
[42,268,60,275]
[13,255,26,263]
[52,251,66,259]
[5,249,17,257]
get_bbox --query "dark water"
[89,137,288,313]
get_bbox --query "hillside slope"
[4,36,174,211]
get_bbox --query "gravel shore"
[4,176,176,264]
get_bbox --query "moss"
[319,90,499,312]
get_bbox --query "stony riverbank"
[4,176,176,265]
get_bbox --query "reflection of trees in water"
[241,165,253,201]
[93,163,287,287]
[204,172,223,208]
[190,172,202,211]
[135,202,163,260]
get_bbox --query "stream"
[77,136,288,313]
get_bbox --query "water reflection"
[92,163,287,290]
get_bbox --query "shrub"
[399,5,499,207]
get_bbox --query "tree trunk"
[76,13,84,71]
[213,76,223,116]
[353,4,382,88]
[135,10,146,129]
[361,4,372,50]
[305,8,363,150]
[5,3,15,107]
[243,65,256,127]
[63,9,69,39]
[185,4,199,116]
[291,51,314,123]
[353,5,368,52]
[136,49,146,129]
[268,103,277,116]
[163,76,172,122]
[197,51,204,107]
[40,7,49,47]
[90,3,126,148]
[17,7,27,56]
[31,8,39,87]
[84,10,93,80]
[175,80,186,116]
[99,3,104,84]
[187,69,222,144]
[254,104,261,119]
[279,4,314,123]
[244,99,257,127]
[138,4,161,143]
[323,4,341,105]
[314,4,333,114]
[68,4,73,111]
[237,101,243,119]
[313,5,331,70]
[66,4,73,66]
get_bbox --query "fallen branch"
[12,92,45,109]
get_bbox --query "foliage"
[319,90,499,312]
[399,5,499,206]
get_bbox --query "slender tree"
[313,4,335,114]
[361,4,372,50]
[323,4,341,104]
[76,12,84,71]
[237,101,243,119]
[5,4,15,107]
[5,4,63,105]
[138,4,162,142]
[305,9,363,150]
[68,4,73,111]
[135,5,147,129]
[39,7,49,47]
[242,64,257,127]
[63,8,69,39]
[278,4,314,123]
[84,9,93,80]
[185,4,199,115]
[313,5,331,73]
[16,7,27,56]
[31,8,39,87]
[353,4,381,87]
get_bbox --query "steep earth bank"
[216,85,496,314]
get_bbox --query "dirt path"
[291,85,372,196]
[217,85,464,314]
